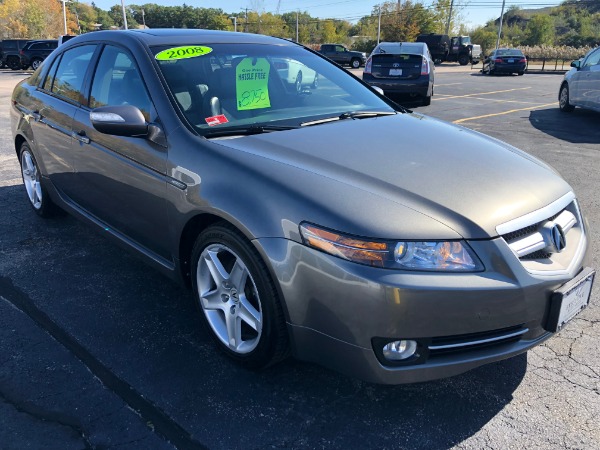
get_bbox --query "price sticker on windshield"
[236,57,271,111]
[155,46,213,61]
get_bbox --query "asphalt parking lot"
[1,66,599,449]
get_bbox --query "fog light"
[382,340,418,361]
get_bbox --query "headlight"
[299,223,483,272]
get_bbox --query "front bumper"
[256,236,590,384]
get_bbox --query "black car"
[1,39,30,70]
[483,48,527,75]
[363,42,434,106]
[20,40,58,70]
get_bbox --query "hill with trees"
[0,0,598,57]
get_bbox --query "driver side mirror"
[90,105,148,137]
[571,60,581,69]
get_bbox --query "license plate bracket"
[545,267,595,332]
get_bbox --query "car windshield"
[496,49,523,57]
[152,43,394,134]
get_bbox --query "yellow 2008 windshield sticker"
[236,57,271,110]
[155,46,212,61]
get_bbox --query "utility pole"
[244,8,248,32]
[296,11,299,42]
[141,9,146,28]
[121,0,128,30]
[59,0,70,35]
[229,16,237,32]
[445,0,454,36]
[377,5,381,45]
[495,0,506,51]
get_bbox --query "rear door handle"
[31,111,41,121]
[72,130,90,144]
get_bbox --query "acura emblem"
[551,223,566,252]
[541,221,566,253]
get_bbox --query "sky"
[90,0,566,29]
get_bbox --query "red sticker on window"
[205,115,229,126]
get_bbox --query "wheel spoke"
[238,295,261,332]
[203,249,228,285]
[228,259,247,290]
[225,311,241,349]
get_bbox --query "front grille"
[499,198,581,263]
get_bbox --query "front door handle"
[72,130,90,144]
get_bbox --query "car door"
[570,49,600,106]
[70,44,171,261]
[578,48,600,110]
[28,44,97,197]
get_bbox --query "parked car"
[272,57,318,92]
[363,42,434,105]
[20,39,58,70]
[0,39,30,70]
[12,30,594,384]
[559,46,600,113]
[483,48,527,75]
[318,44,366,68]
[416,34,481,65]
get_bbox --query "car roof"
[375,42,426,54]
[65,29,297,48]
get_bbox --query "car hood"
[214,113,572,239]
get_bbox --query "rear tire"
[31,58,43,70]
[8,57,21,70]
[19,142,60,217]
[350,58,361,69]
[295,71,302,94]
[191,223,289,369]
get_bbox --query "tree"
[377,1,436,42]
[0,0,76,38]
[108,4,139,29]
[525,14,555,45]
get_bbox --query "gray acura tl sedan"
[11,29,594,384]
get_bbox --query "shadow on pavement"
[529,107,600,145]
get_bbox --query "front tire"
[458,54,469,66]
[191,224,289,369]
[559,83,575,112]
[19,143,59,217]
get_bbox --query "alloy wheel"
[196,243,263,354]
[21,150,42,210]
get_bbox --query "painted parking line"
[453,102,558,124]
[435,83,463,87]
[433,87,531,101]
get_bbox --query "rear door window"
[50,45,96,103]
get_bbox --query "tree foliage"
[0,0,77,38]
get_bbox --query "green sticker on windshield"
[236,57,271,110]
[155,46,212,61]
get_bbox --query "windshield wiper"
[203,124,298,138]
[301,110,397,127]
